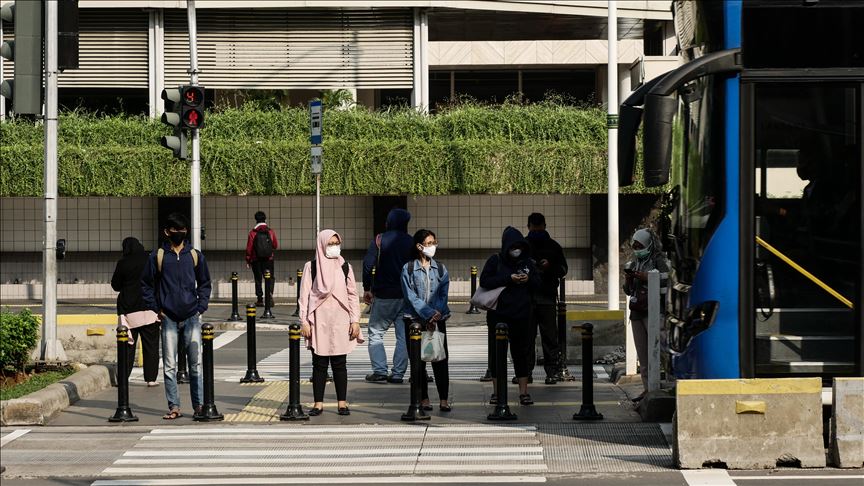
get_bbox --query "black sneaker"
[545,376,558,385]
[255,298,264,307]
[480,369,493,382]
[387,376,404,384]
[177,371,190,384]
[365,373,388,383]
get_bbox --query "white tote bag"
[470,286,505,311]
[421,330,447,362]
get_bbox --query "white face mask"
[325,245,341,259]
[509,248,522,258]
[421,245,437,258]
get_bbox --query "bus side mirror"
[668,300,719,353]
[617,104,643,187]
[643,93,677,187]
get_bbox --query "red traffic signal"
[180,85,205,129]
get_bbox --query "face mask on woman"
[167,231,186,246]
[421,245,437,258]
[634,248,650,260]
[325,244,341,259]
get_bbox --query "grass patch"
[0,367,76,401]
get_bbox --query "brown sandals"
[162,408,182,420]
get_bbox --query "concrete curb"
[0,365,112,426]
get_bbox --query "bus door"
[746,81,862,378]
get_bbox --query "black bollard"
[177,329,190,384]
[280,323,309,421]
[467,266,481,314]
[556,278,575,382]
[292,268,302,317]
[109,325,138,422]
[228,272,241,321]
[401,320,430,421]
[488,323,517,420]
[195,323,224,422]
[261,270,275,319]
[241,305,264,383]
[573,323,604,420]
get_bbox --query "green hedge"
[1,104,647,196]
[0,309,40,372]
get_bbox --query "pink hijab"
[308,229,350,313]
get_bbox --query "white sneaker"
[147,381,159,387]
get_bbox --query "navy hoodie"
[141,241,212,322]
[480,226,540,323]
[362,208,413,299]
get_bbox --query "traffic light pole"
[187,0,202,250]
[41,0,66,362]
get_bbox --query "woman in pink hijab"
[299,230,363,416]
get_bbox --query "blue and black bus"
[619,0,863,381]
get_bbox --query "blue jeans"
[367,298,407,378]
[161,314,203,410]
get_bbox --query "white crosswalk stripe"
[220,327,535,382]
[94,425,547,484]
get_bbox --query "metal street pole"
[188,0,201,250]
[41,0,66,361]
[607,0,620,311]
[1,18,5,121]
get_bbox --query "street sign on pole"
[310,99,322,145]
[311,145,323,175]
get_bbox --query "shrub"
[0,309,40,372]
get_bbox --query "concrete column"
[419,9,429,112]
[148,9,165,119]
[412,8,422,109]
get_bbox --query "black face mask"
[167,232,186,245]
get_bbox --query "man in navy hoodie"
[362,208,414,383]
[141,213,212,419]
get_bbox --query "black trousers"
[487,315,534,379]
[532,303,560,377]
[126,323,161,382]
[251,259,275,301]
[417,320,450,402]
[312,353,348,402]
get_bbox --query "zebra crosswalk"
[92,425,547,485]
[219,327,540,382]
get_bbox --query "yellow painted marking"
[33,314,118,326]
[566,310,625,322]
[86,327,105,336]
[735,400,766,414]
[677,378,822,396]
[224,381,289,422]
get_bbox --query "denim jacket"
[400,258,451,322]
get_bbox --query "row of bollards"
[110,323,223,422]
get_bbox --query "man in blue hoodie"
[141,213,212,419]
[362,208,414,383]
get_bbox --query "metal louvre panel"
[164,8,413,89]
[58,9,149,88]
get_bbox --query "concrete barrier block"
[674,378,825,469]
[830,377,864,468]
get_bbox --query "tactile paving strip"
[223,381,289,422]
[538,423,674,473]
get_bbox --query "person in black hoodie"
[525,213,568,384]
[111,237,159,386]
[141,213,212,419]
[480,226,541,405]
[361,208,414,383]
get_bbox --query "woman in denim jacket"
[401,229,452,412]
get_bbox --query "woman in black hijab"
[112,237,160,386]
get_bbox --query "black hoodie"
[362,208,414,299]
[111,237,149,316]
[480,226,540,323]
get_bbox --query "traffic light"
[1,0,44,115]
[159,85,204,160]
[160,87,188,160]
[180,85,205,129]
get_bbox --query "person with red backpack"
[245,211,279,307]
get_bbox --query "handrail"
[755,236,854,309]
